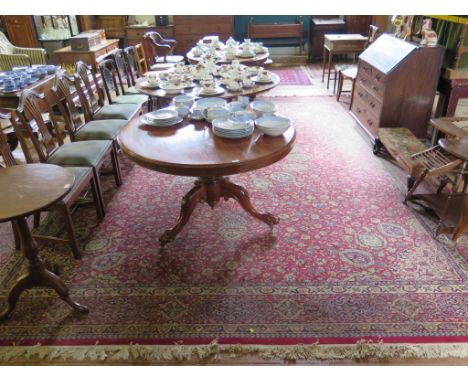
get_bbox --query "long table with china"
[135,72,280,103]
[187,50,270,66]
[118,104,296,246]
[0,163,88,319]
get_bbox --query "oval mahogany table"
[186,49,270,66]
[118,116,296,246]
[135,73,280,106]
[0,163,88,320]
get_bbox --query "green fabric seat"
[93,103,139,121]
[47,140,110,167]
[74,119,126,141]
[113,94,148,105]
[125,86,140,95]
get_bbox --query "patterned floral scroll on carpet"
[0,96,466,348]
[269,66,313,86]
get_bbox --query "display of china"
[174,62,186,73]
[231,60,241,69]
[255,115,291,136]
[173,94,195,108]
[243,38,252,47]
[203,106,230,122]
[239,45,254,57]
[226,36,237,47]
[254,42,267,54]
[193,47,203,57]
[251,99,277,116]
[146,72,159,87]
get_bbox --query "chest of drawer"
[352,98,380,136]
[356,73,385,100]
[354,83,383,117]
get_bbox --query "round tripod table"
[0,163,88,320]
[118,117,296,246]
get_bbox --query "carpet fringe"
[0,341,467,363]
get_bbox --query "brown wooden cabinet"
[350,34,444,146]
[173,16,233,55]
[2,16,39,48]
[345,16,372,35]
[126,25,174,46]
[308,17,346,61]
[96,16,128,39]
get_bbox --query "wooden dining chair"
[334,24,379,95]
[12,89,121,215]
[74,61,141,123]
[123,46,142,89]
[50,72,125,177]
[142,31,184,70]
[3,109,103,259]
[99,58,148,108]
[109,49,140,95]
[134,43,149,76]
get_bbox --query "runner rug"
[269,66,312,86]
[0,96,466,363]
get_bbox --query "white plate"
[213,127,253,139]
[140,115,183,127]
[146,109,178,122]
[196,86,225,96]
[0,88,20,93]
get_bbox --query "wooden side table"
[308,17,346,61]
[322,34,367,89]
[54,39,120,71]
[0,163,88,320]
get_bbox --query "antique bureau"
[350,34,444,153]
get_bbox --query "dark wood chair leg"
[111,141,122,187]
[349,77,357,110]
[92,167,106,217]
[59,203,82,259]
[89,174,104,219]
[336,72,343,101]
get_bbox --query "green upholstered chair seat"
[125,86,140,95]
[74,119,126,141]
[155,55,184,64]
[93,103,139,120]
[113,94,148,105]
[47,140,110,167]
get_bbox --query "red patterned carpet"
[269,66,312,85]
[0,96,466,360]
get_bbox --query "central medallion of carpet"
[0,96,466,361]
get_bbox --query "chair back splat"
[12,90,63,163]
[0,111,16,167]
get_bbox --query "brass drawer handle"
[372,86,379,92]
[367,119,374,126]
[369,102,376,108]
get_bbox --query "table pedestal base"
[159,176,279,246]
[0,218,88,320]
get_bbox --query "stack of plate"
[255,115,291,136]
[140,109,182,127]
[197,86,224,96]
[212,118,254,139]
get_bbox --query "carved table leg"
[159,177,280,246]
[159,181,207,246]
[0,217,88,320]
[220,178,280,227]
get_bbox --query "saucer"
[197,86,224,96]
[252,76,274,84]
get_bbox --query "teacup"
[190,107,205,120]
[147,73,159,86]
[203,106,229,122]
[227,101,245,113]
[174,94,195,108]
[259,70,271,81]
[175,106,190,118]
[227,81,241,92]
[201,79,215,91]
[242,78,254,88]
